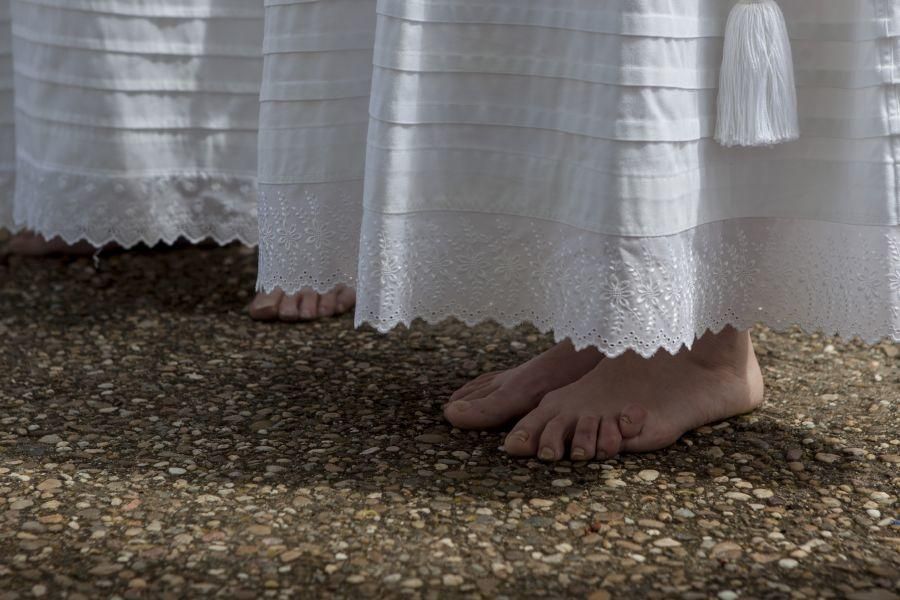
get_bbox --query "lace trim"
[11,158,259,247]
[257,190,900,357]
[257,181,362,294]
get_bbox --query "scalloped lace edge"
[5,159,260,248]
[256,194,900,357]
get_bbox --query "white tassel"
[715,0,799,147]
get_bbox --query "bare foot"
[248,285,356,322]
[444,341,604,430]
[503,327,764,461]
[7,231,99,256]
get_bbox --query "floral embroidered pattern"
[8,159,259,248]
[256,182,362,295]
[258,191,900,357]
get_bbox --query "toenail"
[620,414,632,424]
[571,448,586,460]
[451,400,471,412]
[539,447,555,461]
[508,430,528,443]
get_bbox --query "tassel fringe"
[715,0,799,148]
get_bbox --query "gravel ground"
[0,243,898,600]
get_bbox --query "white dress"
[257,0,900,356]
[0,0,263,247]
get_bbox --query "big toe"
[444,389,530,430]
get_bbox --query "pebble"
[786,448,803,461]
[551,479,573,488]
[638,470,660,482]
[529,499,555,508]
[752,488,774,499]
[815,453,840,464]
[707,447,725,459]
[724,492,752,502]
[869,492,893,505]
[38,434,61,444]
[442,574,463,586]
[168,467,187,475]
[653,538,681,548]
[778,559,799,569]
[718,592,739,600]
[541,553,564,564]
[36,478,62,491]
[710,542,743,561]
[89,563,122,576]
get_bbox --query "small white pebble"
[778,558,799,569]
[638,470,660,482]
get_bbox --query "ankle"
[687,328,755,375]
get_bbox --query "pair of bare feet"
[445,327,764,461]
[6,232,357,322]
[10,233,765,461]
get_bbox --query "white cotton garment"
[257,0,900,356]
[0,0,264,247]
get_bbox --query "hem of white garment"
[259,210,900,359]
[11,158,259,249]
[257,279,900,359]
[257,276,900,358]
[358,315,900,360]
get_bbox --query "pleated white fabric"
[0,0,264,247]
[0,1,13,227]
[257,0,900,356]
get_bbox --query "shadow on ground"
[0,245,897,599]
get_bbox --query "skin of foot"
[6,231,356,323]
[248,286,357,322]
[444,341,604,430]
[503,327,764,461]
